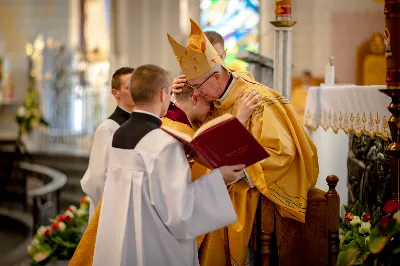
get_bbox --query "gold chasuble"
[167,19,319,266]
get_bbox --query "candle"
[275,0,292,21]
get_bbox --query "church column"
[271,0,296,100]
[108,0,182,115]
[380,0,400,202]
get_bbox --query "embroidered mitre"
[167,19,227,80]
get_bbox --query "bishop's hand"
[219,164,246,184]
[236,90,262,125]
[172,75,186,94]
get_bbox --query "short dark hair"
[130,64,170,105]
[204,31,224,47]
[111,67,134,90]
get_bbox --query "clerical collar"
[118,105,131,114]
[109,106,131,126]
[217,73,236,102]
[132,110,162,127]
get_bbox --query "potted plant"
[337,200,400,265]
[27,196,90,266]
[16,90,48,151]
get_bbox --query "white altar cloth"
[303,85,389,207]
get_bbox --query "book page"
[162,126,193,143]
[193,113,234,138]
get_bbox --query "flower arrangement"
[27,196,90,265]
[337,200,400,265]
[16,90,48,135]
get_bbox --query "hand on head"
[236,90,263,125]
[219,164,246,184]
[172,75,186,94]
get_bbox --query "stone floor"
[0,204,32,266]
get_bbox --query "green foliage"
[27,196,90,265]
[16,90,49,134]
[337,200,400,266]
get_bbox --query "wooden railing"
[19,162,67,233]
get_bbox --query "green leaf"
[353,201,362,216]
[52,236,78,248]
[369,236,388,254]
[337,248,360,266]
[372,207,381,224]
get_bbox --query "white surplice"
[81,119,119,219]
[93,129,237,266]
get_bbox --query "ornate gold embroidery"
[304,110,390,140]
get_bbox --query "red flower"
[379,216,391,227]
[345,212,354,222]
[362,213,371,222]
[44,229,52,237]
[383,200,400,213]
[51,222,60,231]
[58,215,72,223]
[80,196,89,204]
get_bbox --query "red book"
[162,113,270,169]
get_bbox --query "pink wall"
[331,10,384,84]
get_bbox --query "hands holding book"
[219,164,246,185]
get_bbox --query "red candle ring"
[275,5,292,17]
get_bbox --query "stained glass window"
[200,0,260,71]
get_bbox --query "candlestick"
[271,0,296,27]
[380,0,400,202]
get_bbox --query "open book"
[162,113,269,170]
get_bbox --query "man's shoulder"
[95,119,120,135]
[135,128,180,157]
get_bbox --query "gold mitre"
[167,19,227,80]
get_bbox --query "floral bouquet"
[16,90,48,135]
[337,200,400,266]
[27,196,90,265]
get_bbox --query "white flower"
[58,221,66,231]
[27,244,33,254]
[350,216,362,226]
[31,238,40,247]
[17,106,26,117]
[394,210,400,224]
[65,210,74,218]
[36,226,46,236]
[359,222,371,234]
[76,208,86,217]
[68,205,77,212]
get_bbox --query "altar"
[304,84,391,208]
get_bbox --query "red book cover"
[162,114,269,169]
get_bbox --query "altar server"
[80,64,241,266]
[81,67,134,219]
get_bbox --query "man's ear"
[191,94,199,105]
[111,88,120,99]
[161,87,167,102]
[214,72,221,80]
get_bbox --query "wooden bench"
[252,175,340,266]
